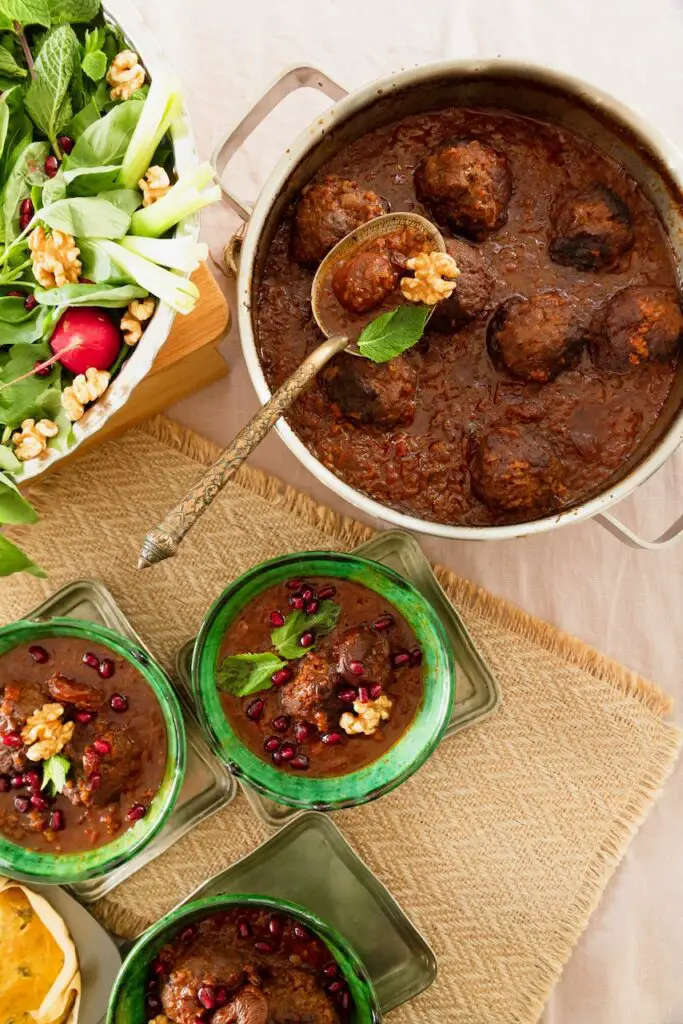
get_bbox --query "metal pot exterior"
[227,61,683,544]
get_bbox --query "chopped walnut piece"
[28,225,82,289]
[107,49,145,101]
[62,368,111,422]
[121,297,156,345]
[139,166,171,207]
[148,1017,171,1024]
[12,418,59,461]
[21,702,74,761]
[400,250,460,305]
[340,693,393,736]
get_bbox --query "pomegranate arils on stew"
[272,715,289,732]
[294,722,310,743]
[268,915,283,937]
[93,738,112,755]
[271,666,292,686]
[300,586,314,602]
[293,924,309,941]
[2,731,22,748]
[349,660,365,676]
[82,651,99,669]
[0,775,10,793]
[373,613,394,631]
[14,795,30,813]
[49,809,64,831]
[321,731,342,746]
[10,774,23,788]
[369,684,383,699]
[254,940,274,954]
[23,770,40,792]
[75,710,96,724]
[305,599,320,615]
[317,585,336,601]
[30,794,49,811]
[246,699,265,721]
[151,958,167,976]
[290,754,309,770]
[299,631,314,648]
[279,742,296,761]
[410,646,423,666]
[339,990,350,1011]
[127,802,146,821]
[28,644,49,663]
[285,578,303,590]
[269,610,285,627]
[215,986,229,1007]
[98,658,115,679]
[263,736,280,753]
[391,649,411,668]
[110,693,128,712]
[146,996,161,1014]
[237,917,251,938]
[197,986,216,1010]
[327,980,345,994]
[289,595,305,610]
[338,688,357,704]
[89,772,101,790]
[322,961,339,978]
[272,750,284,766]
[357,687,370,704]
[180,925,196,942]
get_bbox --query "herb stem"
[14,23,36,82]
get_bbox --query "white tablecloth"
[141,1,683,1019]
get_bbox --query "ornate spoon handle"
[138,334,348,569]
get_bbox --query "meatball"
[414,140,512,240]
[161,949,249,1024]
[278,648,340,733]
[589,286,683,371]
[331,248,399,314]
[47,672,104,711]
[320,353,417,429]
[66,724,141,808]
[487,291,585,382]
[549,183,634,272]
[333,625,391,688]
[468,425,564,514]
[261,972,339,1024]
[430,238,493,331]
[213,986,268,1024]
[0,681,46,774]
[291,176,387,266]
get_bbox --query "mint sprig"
[41,753,70,795]
[357,304,431,363]
[216,652,284,698]
[271,601,341,660]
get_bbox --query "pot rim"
[236,58,683,540]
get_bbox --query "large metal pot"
[18,0,200,483]
[216,61,683,549]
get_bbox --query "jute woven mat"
[1,415,681,1024]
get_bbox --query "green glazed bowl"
[106,892,382,1023]
[0,618,186,885]
[192,551,455,809]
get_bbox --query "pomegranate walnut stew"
[256,106,683,526]
[217,577,423,777]
[0,637,166,853]
[146,907,352,1023]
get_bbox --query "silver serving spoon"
[137,213,445,569]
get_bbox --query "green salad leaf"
[41,753,71,795]
[40,194,130,236]
[0,445,20,473]
[25,24,78,146]
[35,281,147,306]
[0,341,61,428]
[66,99,143,170]
[51,0,100,24]
[216,652,285,698]
[0,532,46,577]
[0,469,38,523]
[0,0,51,27]
[357,304,432,363]
[77,238,133,284]
[0,46,26,78]
[3,139,49,241]
[271,601,341,660]
[66,95,99,138]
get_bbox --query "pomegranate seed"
[152,959,166,975]
[369,684,383,699]
[340,990,350,1010]
[317,585,336,600]
[374,614,394,631]
[24,294,37,311]
[328,980,345,993]
[299,631,314,648]
[268,915,283,937]
[98,658,115,679]
[31,794,48,811]
[89,773,101,791]
[272,715,289,732]
[349,660,365,676]
[94,739,112,755]
[20,197,33,219]
[57,134,74,154]
[44,155,59,177]
[110,693,128,712]
[19,212,32,231]
[391,650,411,668]
[83,651,99,669]
[305,599,320,615]
[246,699,264,721]
[271,667,292,687]
[293,924,309,940]
[289,595,305,610]
[215,986,228,1007]
[2,732,22,748]
[322,962,339,978]
[127,802,146,821]
[197,986,216,1010]
[410,646,423,666]
[7,289,23,297]
[294,722,310,743]
[269,610,285,627]
[254,940,274,953]
[14,795,30,813]
[75,710,96,724]
[300,586,314,602]
[28,644,49,663]
[48,809,64,831]
[146,996,161,1013]
[33,358,51,377]
[357,687,370,704]
[0,775,10,793]
[279,742,296,762]
[180,925,196,942]
[264,735,280,753]
[272,750,284,766]
[237,917,251,938]
[10,774,23,789]
[290,754,309,770]
[23,770,40,792]
[321,731,342,746]
[285,578,303,590]
[338,688,357,704]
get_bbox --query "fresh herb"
[24,24,78,150]
[0,45,26,78]
[0,0,51,27]
[51,0,101,26]
[41,752,70,795]
[3,140,49,241]
[0,532,45,576]
[80,24,105,79]
[357,304,432,363]
[216,652,285,698]
[0,468,38,522]
[35,280,146,306]
[272,601,341,660]
[130,162,220,238]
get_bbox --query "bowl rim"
[191,551,456,809]
[0,617,186,884]
[106,892,382,1024]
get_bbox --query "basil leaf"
[357,304,432,364]
[40,195,130,237]
[0,469,37,522]
[216,652,284,698]
[0,0,51,26]
[66,100,143,170]
[50,0,100,24]
[25,25,78,144]
[0,46,26,78]
[35,281,146,306]
[0,532,46,577]
[3,140,49,241]
[41,753,70,795]
[271,601,341,660]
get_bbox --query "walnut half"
[21,703,74,761]
[400,250,460,305]
[340,693,393,736]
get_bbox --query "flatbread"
[0,877,80,1024]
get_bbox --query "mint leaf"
[50,0,100,23]
[25,24,78,145]
[0,47,26,78]
[40,195,130,237]
[0,0,51,26]
[3,140,49,241]
[272,601,341,660]
[81,48,106,81]
[357,304,432,363]
[0,533,46,577]
[0,470,38,524]
[216,652,284,697]
[41,754,70,795]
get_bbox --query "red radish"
[50,308,121,375]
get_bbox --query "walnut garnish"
[28,225,82,289]
[61,368,111,422]
[21,703,74,761]
[121,297,156,345]
[340,694,393,736]
[139,166,171,207]
[106,49,145,101]
[148,1017,171,1024]
[400,250,460,305]
[12,418,59,461]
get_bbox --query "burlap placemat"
[1,415,681,1024]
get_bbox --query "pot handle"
[211,65,348,221]
[594,508,683,550]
